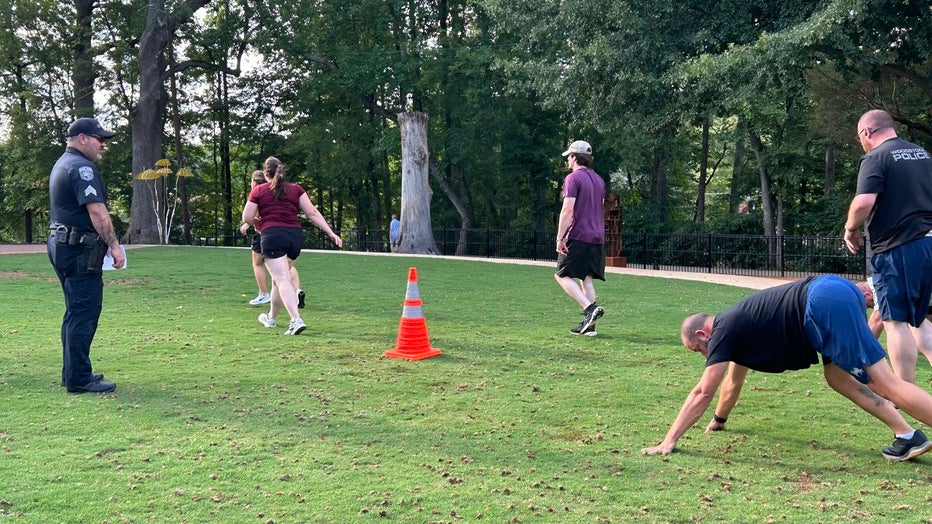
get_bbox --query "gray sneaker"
[249,293,271,306]
[284,318,306,336]
[258,312,277,328]
[882,429,932,461]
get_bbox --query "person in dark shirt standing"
[48,117,124,394]
[844,109,932,384]
[643,275,932,461]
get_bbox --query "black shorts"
[556,240,605,280]
[251,233,262,254]
[260,226,303,261]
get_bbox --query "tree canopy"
[0,0,928,243]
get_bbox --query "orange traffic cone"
[385,267,442,360]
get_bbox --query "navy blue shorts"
[556,240,605,281]
[802,276,887,384]
[871,235,932,327]
[260,226,303,261]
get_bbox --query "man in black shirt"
[844,109,932,384]
[48,117,124,393]
[643,276,932,461]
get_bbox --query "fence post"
[707,233,713,273]
[486,228,492,258]
[780,235,785,277]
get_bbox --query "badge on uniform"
[79,166,95,181]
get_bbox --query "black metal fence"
[199,227,867,280]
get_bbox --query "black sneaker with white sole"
[578,304,604,334]
[570,321,598,337]
[882,429,932,461]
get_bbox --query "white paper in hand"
[102,246,127,270]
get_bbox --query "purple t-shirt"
[561,167,605,244]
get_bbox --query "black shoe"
[66,380,116,394]
[882,429,932,461]
[297,289,306,309]
[579,305,604,334]
[570,321,597,337]
[61,372,104,387]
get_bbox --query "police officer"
[48,117,124,393]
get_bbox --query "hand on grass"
[642,442,674,456]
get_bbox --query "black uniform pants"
[47,238,104,387]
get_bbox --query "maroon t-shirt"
[248,182,306,229]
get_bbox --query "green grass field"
[0,246,929,523]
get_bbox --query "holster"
[82,239,108,273]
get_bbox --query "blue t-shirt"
[390,219,400,241]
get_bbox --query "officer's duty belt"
[50,224,100,246]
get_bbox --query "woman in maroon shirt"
[242,157,342,335]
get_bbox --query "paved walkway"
[1,244,790,290]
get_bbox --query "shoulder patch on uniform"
[85,186,98,197]
[79,166,95,181]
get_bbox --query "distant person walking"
[389,214,400,252]
[555,140,606,336]
[643,276,932,462]
[843,109,932,383]
[242,157,342,335]
[48,117,123,393]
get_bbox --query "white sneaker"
[258,313,277,328]
[249,293,271,306]
[284,318,307,335]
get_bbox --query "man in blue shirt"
[389,214,400,252]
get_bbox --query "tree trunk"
[72,0,95,117]
[824,143,835,196]
[127,0,211,244]
[398,112,439,255]
[748,129,776,238]
[428,161,470,255]
[168,42,191,244]
[649,146,669,225]
[694,117,710,223]
[216,71,233,246]
[729,117,747,213]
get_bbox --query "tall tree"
[127,0,212,244]
[397,112,440,254]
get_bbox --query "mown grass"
[0,246,930,523]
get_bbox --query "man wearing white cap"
[555,140,606,336]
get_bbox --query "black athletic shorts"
[556,240,605,281]
[260,226,303,261]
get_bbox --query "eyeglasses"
[85,134,107,145]
[857,127,874,140]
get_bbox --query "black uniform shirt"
[856,137,932,253]
[705,276,820,373]
[49,147,108,231]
